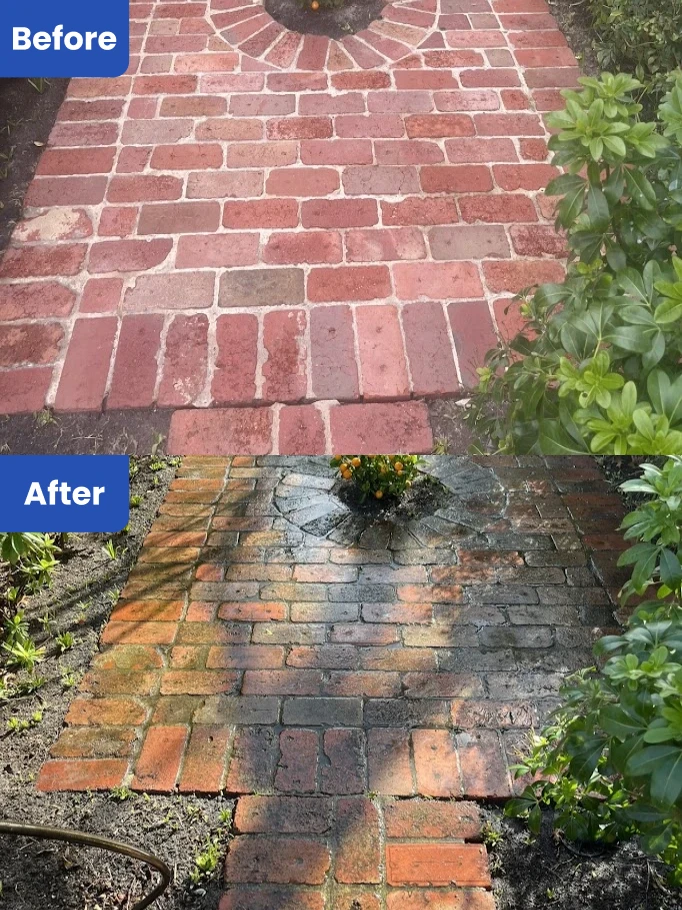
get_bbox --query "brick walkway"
[0,0,578,453]
[38,456,626,909]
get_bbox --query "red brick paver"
[0,0,578,451]
[38,456,626,908]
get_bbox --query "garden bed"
[489,811,679,910]
[0,457,232,910]
[0,77,67,255]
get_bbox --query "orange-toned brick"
[179,725,231,792]
[132,725,188,791]
[37,759,128,791]
[386,843,490,887]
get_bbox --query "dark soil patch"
[0,408,174,456]
[0,456,234,910]
[546,0,599,76]
[427,398,476,454]
[265,0,385,40]
[596,455,660,512]
[489,810,679,910]
[0,77,68,256]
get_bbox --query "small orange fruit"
[375,490,383,499]
[352,457,361,467]
[394,461,403,471]
[311,1,320,9]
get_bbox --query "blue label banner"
[0,456,130,532]
[0,0,129,77]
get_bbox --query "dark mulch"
[0,77,68,256]
[489,811,678,910]
[0,457,233,910]
[0,409,174,456]
[265,0,385,39]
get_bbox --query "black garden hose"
[0,821,171,910]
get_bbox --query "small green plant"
[101,540,118,561]
[2,609,46,673]
[110,785,134,802]
[506,457,682,884]
[34,408,56,427]
[55,631,75,654]
[39,612,53,634]
[130,494,142,508]
[481,821,502,848]
[190,839,220,884]
[60,670,80,690]
[2,638,46,673]
[188,808,232,885]
[331,455,422,501]
[6,710,42,735]
[13,675,46,696]
[467,73,682,455]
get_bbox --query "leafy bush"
[586,0,682,103]
[468,73,682,456]
[330,455,421,500]
[618,457,682,601]
[506,457,682,884]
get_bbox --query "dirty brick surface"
[39,456,626,909]
[0,0,578,453]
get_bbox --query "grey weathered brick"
[466,585,539,604]
[327,584,395,603]
[479,626,554,650]
[525,550,587,567]
[363,699,451,728]
[282,697,363,726]
[194,695,280,725]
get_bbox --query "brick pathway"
[0,0,578,453]
[38,456,626,909]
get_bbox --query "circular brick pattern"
[274,456,505,544]
[208,0,442,70]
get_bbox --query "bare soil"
[488,811,679,910]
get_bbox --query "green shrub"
[468,72,682,456]
[586,0,682,103]
[330,455,421,501]
[506,457,682,884]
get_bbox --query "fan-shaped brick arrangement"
[211,0,445,71]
